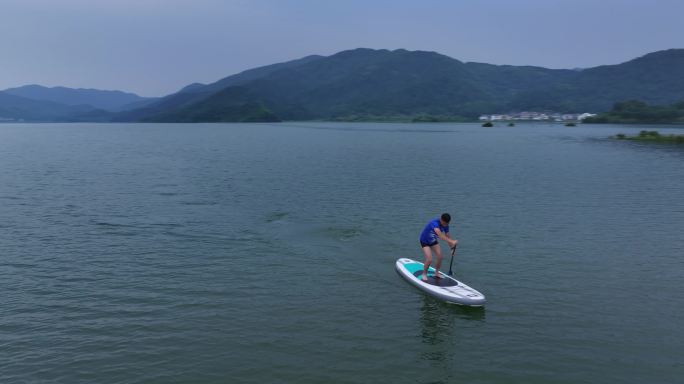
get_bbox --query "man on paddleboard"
[419,213,458,281]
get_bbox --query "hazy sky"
[1,0,682,97]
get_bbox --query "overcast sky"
[1,0,682,97]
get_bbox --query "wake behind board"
[395,258,486,306]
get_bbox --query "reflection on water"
[419,296,486,363]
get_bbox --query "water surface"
[1,122,683,383]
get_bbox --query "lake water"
[1,122,683,383]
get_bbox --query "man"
[419,213,458,282]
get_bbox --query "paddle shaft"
[448,246,456,276]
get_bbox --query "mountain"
[5,48,684,123]
[506,49,684,112]
[0,91,111,122]
[119,48,684,122]
[2,84,155,112]
[124,49,491,121]
[575,49,684,108]
[241,48,487,119]
[135,86,280,123]
[113,54,324,122]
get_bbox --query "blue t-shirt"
[419,218,449,244]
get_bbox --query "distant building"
[477,111,596,122]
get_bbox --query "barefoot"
[421,274,428,282]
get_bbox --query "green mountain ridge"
[4,48,684,123]
[112,54,323,122]
[124,47,684,122]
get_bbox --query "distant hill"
[2,84,155,112]
[0,91,111,122]
[118,48,684,122]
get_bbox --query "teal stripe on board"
[403,261,435,275]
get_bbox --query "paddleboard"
[395,258,486,306]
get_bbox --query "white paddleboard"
[395,258,486,306]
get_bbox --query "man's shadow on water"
[419,296,486,362]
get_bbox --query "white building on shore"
[479,111,596,122]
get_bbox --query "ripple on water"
[265,211,289,223]
[318,226,365,241]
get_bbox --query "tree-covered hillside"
[6,48,683,123]
[122,48,684,122]
[584,99,684,124]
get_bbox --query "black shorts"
[420,240,438,248]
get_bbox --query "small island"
[613,130,684,144]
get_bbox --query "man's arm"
[434,228,447,240]
[434,228,457,247]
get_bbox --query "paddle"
[448,245,456,276]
